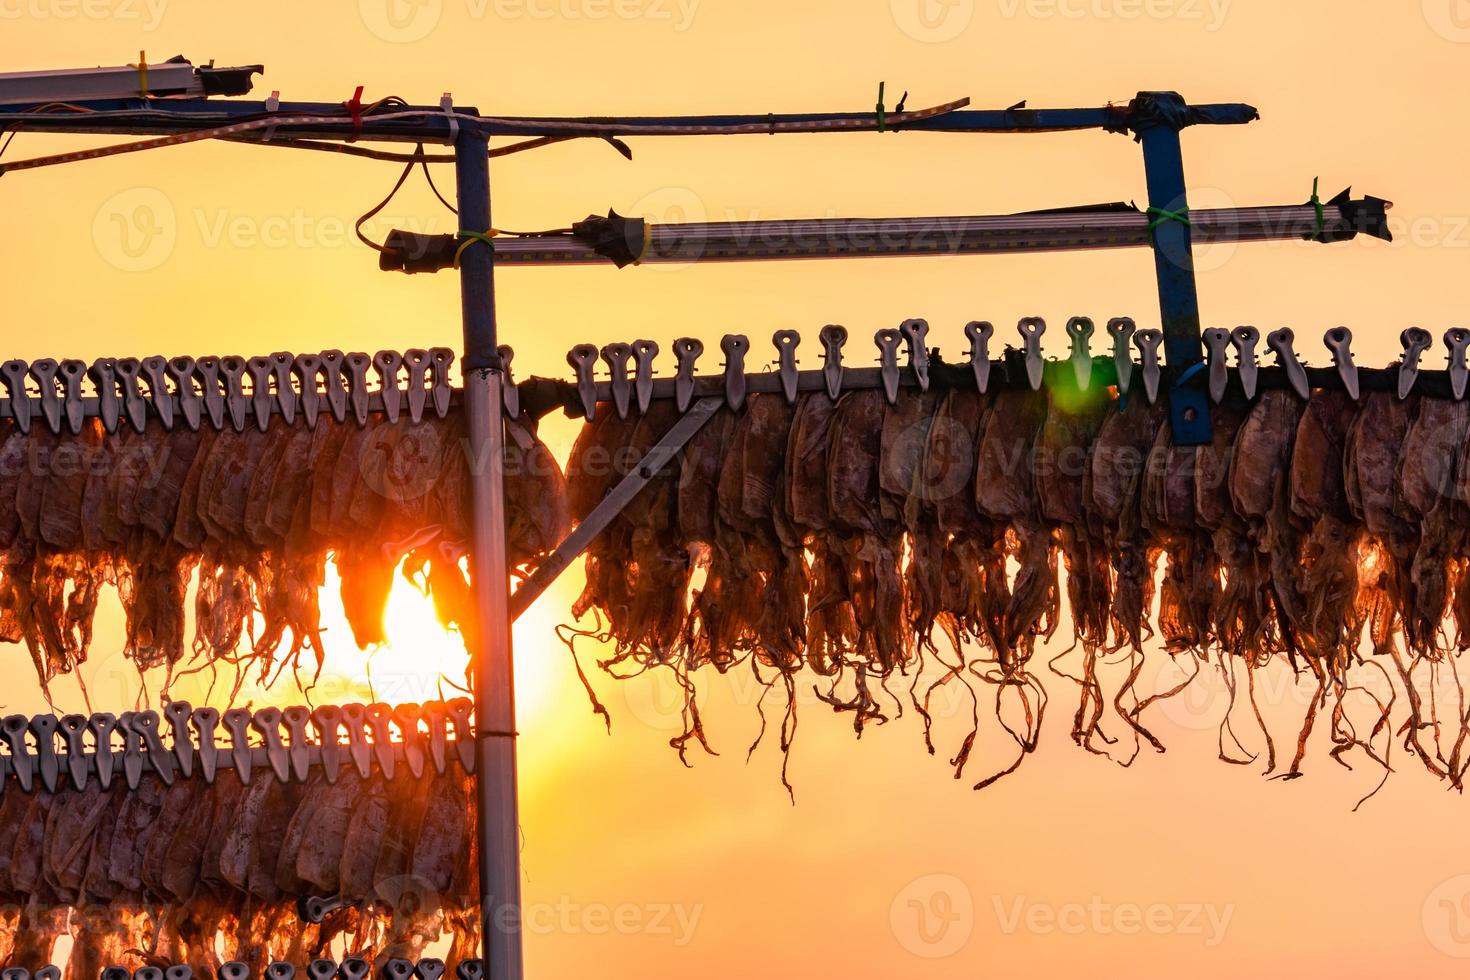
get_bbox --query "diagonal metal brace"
[509,395,724,621]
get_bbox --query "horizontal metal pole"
[0,99,479,144]
[0,96,1256,142]
[491,201,1382,266]
[0,62,205,105]
[5,355,1465,428]
[576,359,1469,404]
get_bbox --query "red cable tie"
[345,85,364,142]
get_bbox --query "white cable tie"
[441,93,459,146]
[262,90,280,143]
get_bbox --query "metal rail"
[489,199,1388,266]
[1,956,477,980]
[0,700,476,794]
[0,95,1257,143]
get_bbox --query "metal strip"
[486,201,1380,266]
[455,128,525,980]
[509,395,723,621]
[0,738,471,792]
[1136,94,1211,445]
[0,96,1257,142]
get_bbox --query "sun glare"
[294,561,559,720]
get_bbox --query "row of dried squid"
[0,412,568,698]
[566,384,1470,791]
[0,767,480,976]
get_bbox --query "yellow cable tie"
[128,51,149,98]
[634,221,653,265]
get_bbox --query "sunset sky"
[6,2,1470,977]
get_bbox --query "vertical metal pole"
[455,126,525,980]
[1133,91,1211,446]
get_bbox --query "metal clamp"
[321,350,349,424]
[875,328,902,404]
[965,320,992,394]
[567,344,599,421]
[345,353,373,426]
[819,325,846,400]
[1134,329,1163,405]
[1106,318,1135,395]
[1,360,32,433]
[1323,327,1359,401]
[223,707,254,785]
[89,712,118,789]
[31,359,61,434]
[192,706,220,784]
[1018,317,1046,391]
[196,356,225,430]
[375,350,405,423]
[672,338,702,413]
[721,334,749,411]
[92,357,121,433]
[1230,326,1260,400]
[1201,327,1231,404]
[1065,316,1094,390]
[429,348,455,418]
[1267,328,1310,400]
[58,359,87,434]
[3,715,33,792]
[601,343,634,420]
[899,318,931,391]
[1399,327,1432,400]
[405,349,432,423]
[1448,328,1470,401]
[631,340,658,415]
[247,356,275,432]
[773,330,800,403]
[167,357,201,432]
[272,352,298,424]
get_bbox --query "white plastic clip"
[262,90,280,143]
[441,94,460,146]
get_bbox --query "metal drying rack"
[0,58,1396,979]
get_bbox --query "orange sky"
[6,3,1470,977]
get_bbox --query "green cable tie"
[1145,206,1190,246]
[453,229,496,268]
[458,230,496,249]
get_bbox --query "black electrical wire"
[422,154,457,215]
[355,154,418,252]
[225,136,454,163]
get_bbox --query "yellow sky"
[6,2,1470,977]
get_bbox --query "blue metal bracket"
[1132,91,1213,446]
